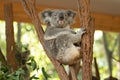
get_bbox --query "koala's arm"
[44,27,76,40]
[70,28,86,43]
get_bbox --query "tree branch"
[112,56,120,62]
[20,0,69,80]
[103,32,110,52]
[4,2,18,71]
[94,57,100,80]
[69,66,77,80]
[0,48,7,65]
[103,32,112,76]
[111,35,118,53]
[77,0,94,80]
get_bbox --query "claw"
[77,28,86,35]
[81,28,86,31]
[81,28,86,34]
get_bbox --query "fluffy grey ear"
[67,10,76,18]
[38,10,53,24]
[66,10,76,24]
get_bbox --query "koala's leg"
[56,44,80,65]
[55,34,80,65]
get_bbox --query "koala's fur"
[39,9,85,65]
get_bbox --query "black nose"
[59,14,64,20]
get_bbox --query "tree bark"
[82,17,94,80]
[20,0,69,80]
[69,61,81,80]
[69,65,78,80]
[4,2,18,71]
[77,0,94,80]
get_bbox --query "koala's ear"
[66,10,76,25]
[67,10,76,18]
[38,10,53,24]
[41,10,52,18]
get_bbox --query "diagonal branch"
[20,0,69,80]
[103,32,112,76]
[94,57,100,80]
[111,35,119,53]
[103,32,110,54]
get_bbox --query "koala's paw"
[79,28,86,34]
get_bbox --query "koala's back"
[44,39,58,57]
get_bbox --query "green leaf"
[30,74,39,80]
[27,62,31,66]
[31,59,37,70]
[41,67,51,80]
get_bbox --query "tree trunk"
[77,0,94,80]
[4,2,18,71]
[81,17,94,80]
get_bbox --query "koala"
[39,9,86,65]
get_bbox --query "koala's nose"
[59,14,64,20]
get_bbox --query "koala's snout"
[59,13,64,20]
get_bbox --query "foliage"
[0,56,40,80]
[41,67,51,80]
[0,61,25,80]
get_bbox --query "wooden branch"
[17,23,22,44]
[103,32,119,76]
[77,0,95,80]
[69,61,81,80]
[94,57,100,80]
[111,35,118,53]
[69,65,78,80]
[82,17,94,80]
[112,56,120,62]
[103,32,112,76]
[20,0,69,80]
[0,48,7,65]
[103,32,110,53]
[4,2,18,71]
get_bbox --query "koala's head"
[39,9,76,28]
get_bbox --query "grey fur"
[39,9,86,65]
